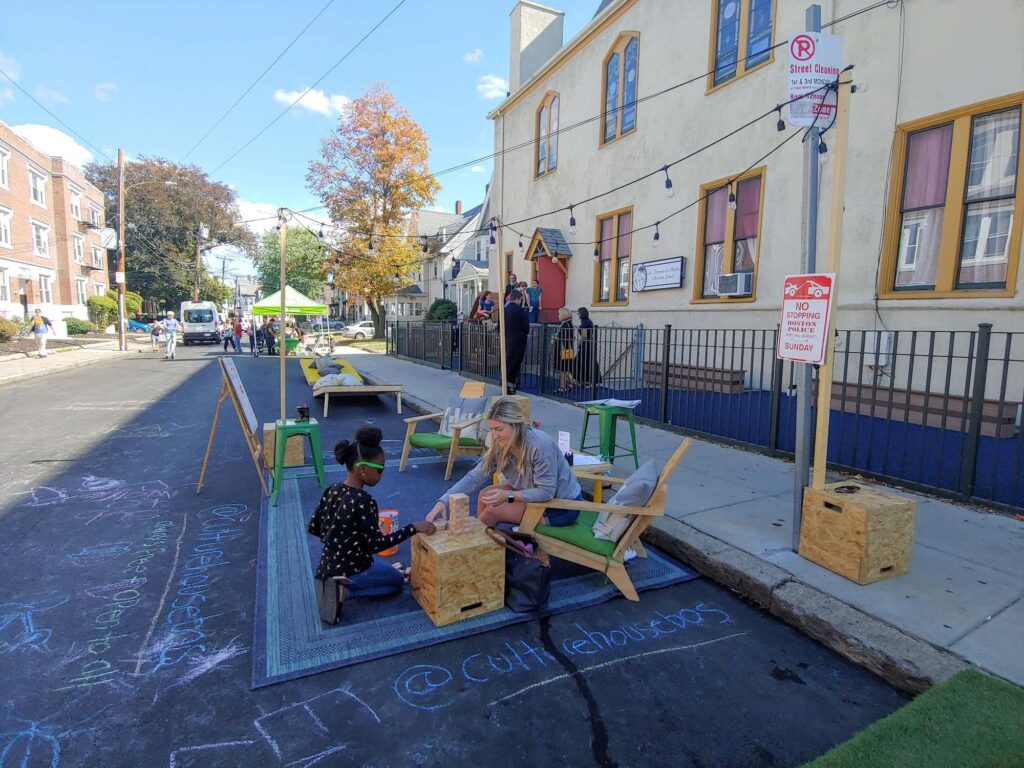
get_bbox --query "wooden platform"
[297,356,404,416]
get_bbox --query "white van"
[180,301,219,344]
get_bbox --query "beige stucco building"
[486,0,1023,336]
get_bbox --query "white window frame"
[75,278,87,305]
[28,166,47,208]
[31,219,50,257]
[94,282,105,296]
[0,147,9,189]
[91,245,103,268]
[0,206,11,248]
[39,274,52,304]
[70,186,82,220]
[88,204,101,227]
[73,233,85,263]
[0,269,7,302]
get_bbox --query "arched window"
[602,33,639,144]
[536,92,559,177]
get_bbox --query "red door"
[535,257,566,323]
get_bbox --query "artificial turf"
[806,669,1024,768]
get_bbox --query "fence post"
[539,324,549,395]
[659,325,672,423]
[959,323,992,499]
[458,322,464,374]
[768,325,783,451]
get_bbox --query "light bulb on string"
[728,188,737,211]
[551,255,558,265]
[318,226,325,240]
[593,246,600,263]
[568,205,577,235]
[421,236,428,254]
[518,237,524,254]
[776,108,785,132]
[652,222,660,248]
[663,166,674,198]
[367,237,374,258]
[818,140,828,156]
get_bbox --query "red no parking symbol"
[791,34,816,60]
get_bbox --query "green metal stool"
[580,404,639,469]
[272,418,327,506]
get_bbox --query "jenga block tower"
[448,493,470,536]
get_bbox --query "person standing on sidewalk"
[159,311,182,360]
[149,321,161,352]
[29,309,54,358]
[232,316,243,353]
[503,289,530,395]
[248,319,258,357]
[526,279,543,324]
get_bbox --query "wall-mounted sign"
[788,32,843,127]
[631,257,685,292]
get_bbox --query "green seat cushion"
[409,432,482,450]
[535,511,617,558]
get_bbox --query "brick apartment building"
[0,120,110,330]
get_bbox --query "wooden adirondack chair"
[519,438,692,601]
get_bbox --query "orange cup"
[378,508,400,556]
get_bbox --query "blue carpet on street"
[252,463,697,688]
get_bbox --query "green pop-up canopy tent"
[252,285,327,316]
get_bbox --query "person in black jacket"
[308,426,436,624]
[503,289,530,394]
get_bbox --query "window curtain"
[622,38,638,133]
[703,187,729,296]
[548,96,559,171]
[604,54,620,142]
[733,176,761,272]
[895,124,952,289]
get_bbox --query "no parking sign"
[777,274,835,365]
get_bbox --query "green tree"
[84,156,254,310]
[306,84,440,336]
[252,226,328,300]
[424,298,457,321]
[198,275,233,306]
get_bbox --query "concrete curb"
[0,348,129,386]
[0,340,109,362]
[362,364,973,695]
[643,516,970,694]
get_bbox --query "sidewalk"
[0,338,141,385]
[348,350,1024,692]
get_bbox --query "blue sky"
[0,0,603,244]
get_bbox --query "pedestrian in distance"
[248,319,258,357]
[232,316,244,353]
[526,278,543,324]
[149,321,161,352]
[29,309,54,358]
[264,321,277,356]
[159,311,182,359]
[504,272,518,300]
[308,426,436,624]
[555,307,577,392]
[221,319,233,352]
[576,306,602,386]
[503,289,530,395]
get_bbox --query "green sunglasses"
[354,460,385,471]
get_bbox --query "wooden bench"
[642,361,746,394]
[297,356,404,417]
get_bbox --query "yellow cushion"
[297,356,362,387]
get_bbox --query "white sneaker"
[624,548,637,562]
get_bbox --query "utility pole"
[116,149,127,353]
[193,223,207,302]
[278,209,288,421]
[792,3,822,551]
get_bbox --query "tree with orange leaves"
[306,84,440,336]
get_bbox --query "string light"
[663,166,674,198]
[776,107,785,132]
[367,237,374,258]
[593,246,600,263]
[728,188,737,210]
[318,226,325,240]
[421,236,428,253]
[568,205,577,236]
[551,254,558,264]
[518,237,524,254]
[819,140,829,155]
[652,222,660,248]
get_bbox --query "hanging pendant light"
[568,205,577,235]
[652,222,660,248]
[663,166,674,198]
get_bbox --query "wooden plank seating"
[642,361,746,394]
[297,356,404,417]
[815,381,1018,439]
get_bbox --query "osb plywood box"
[411,517,504,626]
[262,423,305,469]
[800,481,916,585]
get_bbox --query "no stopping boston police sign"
[777,273,835,365]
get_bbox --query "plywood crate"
[411,517,504,626]
[799,481,916,585]
[262,423,305,469]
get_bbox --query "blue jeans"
[233,335,242,352]
[349,556,404,598]
[529,307,540,324]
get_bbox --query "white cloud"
[430,204,448,212]
[463,48,483,63]
[273,87,349,116]
[0,50,21,82]
[476,74,508,100]
[11,124,93,167]
[93,82,118,102]
[468,165,486,174]
[237,200,282,236]
[34,85,69,107]
[0,88,13,105]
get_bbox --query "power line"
[0,67,114,164]
[180,0,339,162]
[209,0,410,175]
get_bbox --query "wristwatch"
[507,491,516,504]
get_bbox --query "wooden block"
[459,381,486,398]
[411,518,504,627]
[262,423,305,470]
[448,493,471,537]
[799,481,916,585]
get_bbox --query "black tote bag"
[486,527,552,612]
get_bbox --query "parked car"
[311,318,346,332]
[341,320,375,339]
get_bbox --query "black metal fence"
[388,320,1024,512]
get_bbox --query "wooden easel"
[197,357,269,496]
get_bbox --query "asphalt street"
[0,343,908,767]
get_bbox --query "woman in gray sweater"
[427,396,582,528]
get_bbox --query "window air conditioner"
[717,272,753,297]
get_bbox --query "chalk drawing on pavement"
[0,596,69,656]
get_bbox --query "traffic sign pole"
[811,71,853,490]
[792,3,822,551]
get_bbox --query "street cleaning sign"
[778,273,835,365]
[788,32,842,126]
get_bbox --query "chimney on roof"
[455,200,463,215]
[509,2,564,92]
